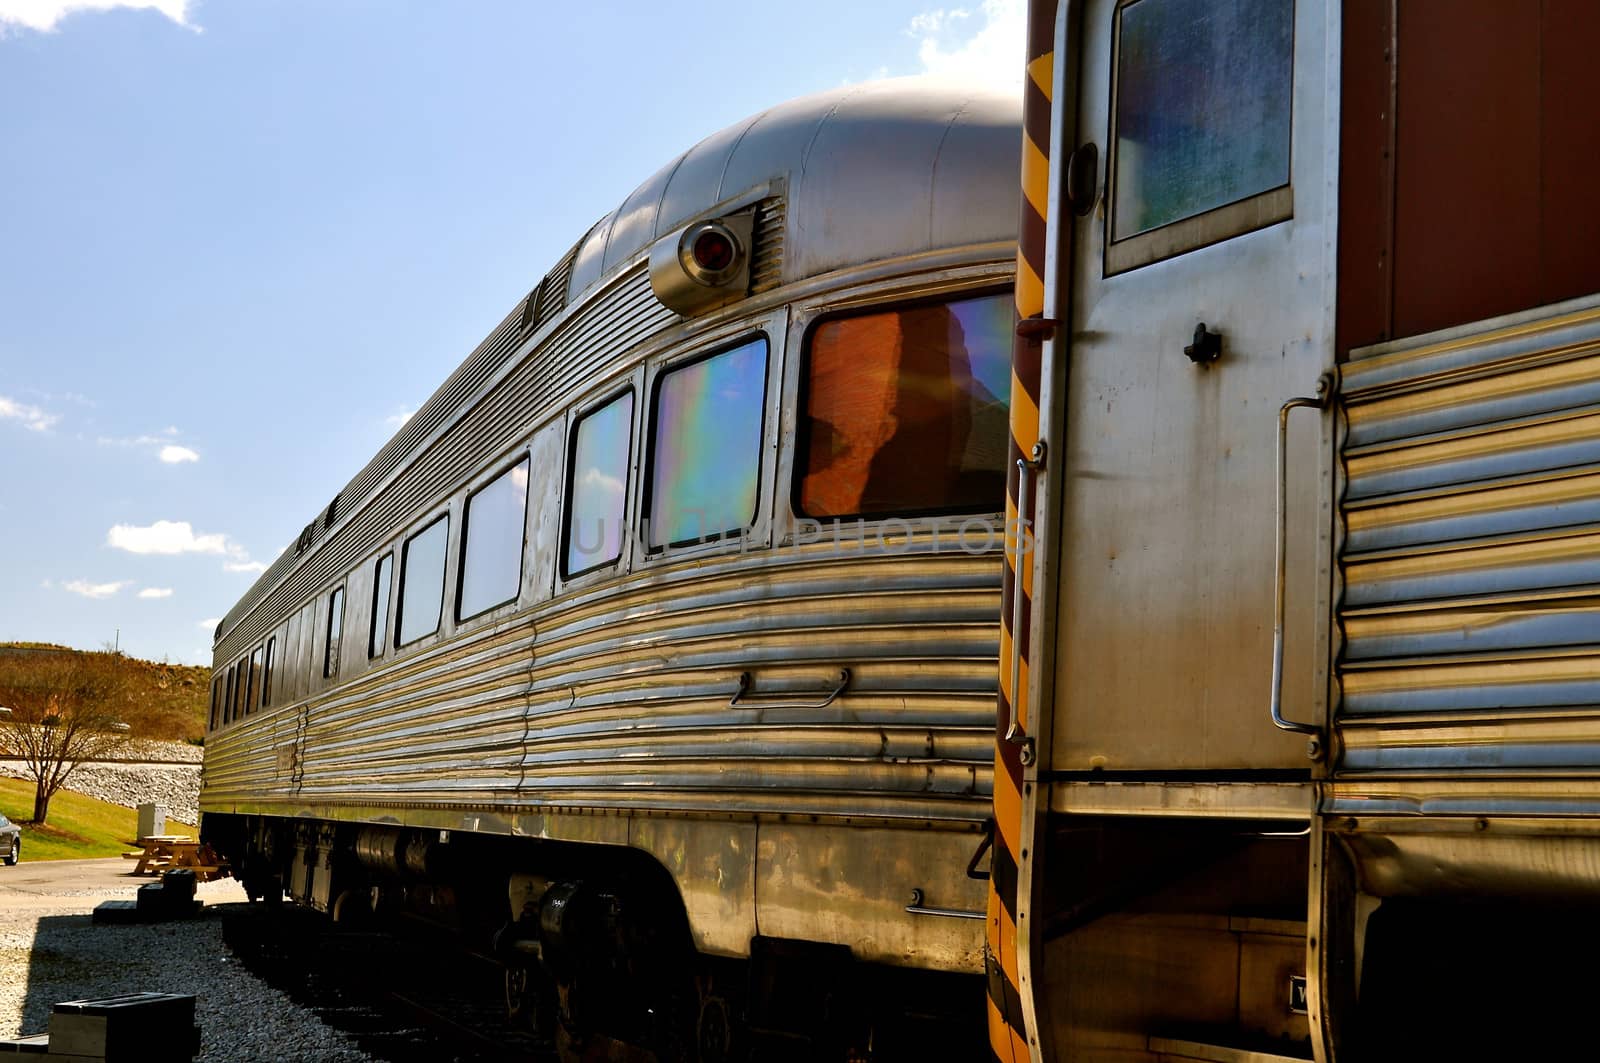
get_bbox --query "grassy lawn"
[0,778,197,861]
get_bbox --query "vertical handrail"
[1004,442,1047,753]
[1271,374,1334,744]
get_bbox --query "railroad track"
[220,905,552,1062]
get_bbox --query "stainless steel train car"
[990,2,1600,1061]
[200,79,1020,1059]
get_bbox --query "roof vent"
[749,195,786,294]
[527,241,580,333]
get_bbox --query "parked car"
[0,813,20,865]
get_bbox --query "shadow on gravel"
[16,910,209,1040]
[220,904,552,1063]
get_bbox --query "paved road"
[0,857,244,910]
[0,858,150,902]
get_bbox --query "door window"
[1108,0,1294,272]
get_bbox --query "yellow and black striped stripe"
[988,4,1054,1060]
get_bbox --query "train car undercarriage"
[205,811,985,1063]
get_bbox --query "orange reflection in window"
[799,293,1010,518]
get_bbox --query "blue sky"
[0,0,1022,665]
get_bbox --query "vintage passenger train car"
[201,80,1020,1058]
[990,2,1600,1061]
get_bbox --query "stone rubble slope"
[0,740,202,827]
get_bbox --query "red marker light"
[692,230,735,272]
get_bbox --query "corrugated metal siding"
[201,540,998,822]
[1337,297,1600,772]
[215,266,673,662]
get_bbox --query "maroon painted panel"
[1540,0,1600,307]
[1391,0,1541,340]
[1336,0,1395,357]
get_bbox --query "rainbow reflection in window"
[800,292,1012,518]
[564,391,634,577]
[647,338,768,549]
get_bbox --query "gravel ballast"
[0,874,373,1062]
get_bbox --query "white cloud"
[581,467,625,495]
[98,429,200,465]
[909,0,1024,94]
[0,0,198,34]
[197,617,221,629]
[107,519,267,576]
[0,394,59,432]
[62,579,130,599]
[385,407,417,429]
[137,587,174,599]
[108,520,232,556]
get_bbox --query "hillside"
[0,644,210,744]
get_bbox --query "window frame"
[456,455,532,623]
[642,333,770,554]
[324,586,345,679]
[369,551,394,658]
[396,512,451,648]
[791,285,1015,525]
[560,386,637,581]
[230,660,245,723]
[247,644,263,715]
[1102,0,1297,275]
[262,636,276,709]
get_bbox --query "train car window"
[209,677,221,731]
[563,391,634,578]
[232,660,246,722]
[247,645,263,715]
[324,586,345,678]
[1106,0,1294,273]
[398,515,449,645]
[369,552,393,658]
[798,292,1012,519]
[223,666,235,726]
[262,636,276,709]
[646,337,768,549]
[459,457,530,620]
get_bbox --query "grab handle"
[729,668,850,711]
[1271,374,1334,750]
[1004,443,1047,762]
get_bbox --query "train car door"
[994,2,1338,1061]
[1044,0,1335,778]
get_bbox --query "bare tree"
[0,650,133,824]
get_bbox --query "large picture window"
[563,391,634,578]
[398,515,449,645]
[798,292,1012,519]
[459,458,530,619]
[1107,0,1294,272]
[647,337,767,549]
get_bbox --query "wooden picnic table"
[122,835,226,881]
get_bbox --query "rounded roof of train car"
[564,76,1022,303]
[215,78,1020,653]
